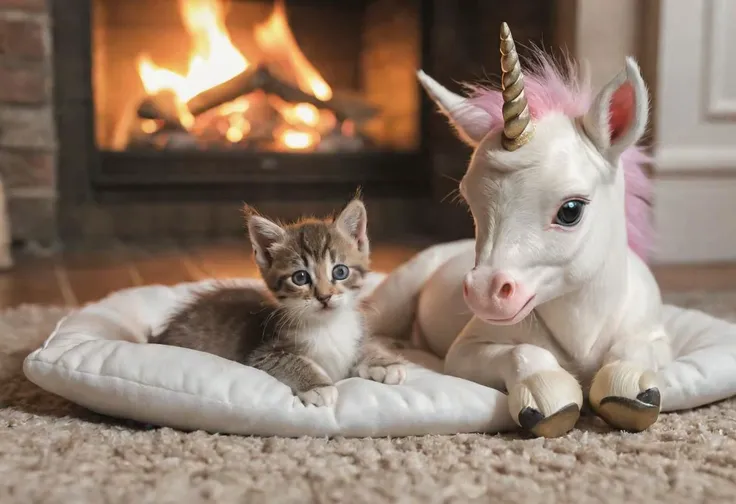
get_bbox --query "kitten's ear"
[245,208,286,268]
[336,199,369,255]
[581,57,649,166]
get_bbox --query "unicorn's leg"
[589,327,671,432]
[445,340,583,438]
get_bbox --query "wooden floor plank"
[184,239,259,280]
[652,262,736,292]
[127,242,199,286]
[6,240,736,309]
[62,244,139,306]
[0,254,66,308]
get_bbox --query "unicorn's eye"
[291,270,311,286]
[332,264,350,281]
[554,200,586,227]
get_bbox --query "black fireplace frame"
[52,0,556,243]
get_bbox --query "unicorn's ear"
[581,57,649,165]
[417,70,494,147]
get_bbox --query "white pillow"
[22,275,516,437]
[22,272,736,436]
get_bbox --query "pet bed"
[23,272,736,437]
[22,274,515,437]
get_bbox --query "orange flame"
[135,0,334,150]
[280,129,319,150]
[254,0,332,101]
[137,0,249,103]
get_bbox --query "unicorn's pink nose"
[489,272,515,300]
[462,268,535,325]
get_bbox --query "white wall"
[573,0,641,91]
[651,0,736,263]
[567,0,736,263]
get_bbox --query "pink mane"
[464,51,653,262]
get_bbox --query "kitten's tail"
[363,240,472,341]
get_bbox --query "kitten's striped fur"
[150,198,407,407]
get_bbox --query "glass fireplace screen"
[92,0,420,153]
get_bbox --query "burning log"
[185,64,380,124]
[186,65,273,116]
[137,61,379,143]
[136,90,186,131]
[264,72,379,124]
[327,91,381,125]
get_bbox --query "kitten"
[150,198,407,407]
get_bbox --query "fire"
[140,119,159,135]
[137,0,249,104]
[253,0,332,101]
[281,129,318,150]
[135,0,336,150]
[292,103,320,127]
[268,97,321,128]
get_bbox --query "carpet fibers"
[2,291,736,504]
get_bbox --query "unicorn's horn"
[500,22,534,151]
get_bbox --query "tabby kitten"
[150,198,407,407]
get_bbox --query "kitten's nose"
[316,294,332,307]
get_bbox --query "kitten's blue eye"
[332,264,349,281]
[291,270,311,286]
[554,199,587,227]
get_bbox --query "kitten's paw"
[297,385,338,407]
[358,363,407,385]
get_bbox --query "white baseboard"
[651,176,736,264]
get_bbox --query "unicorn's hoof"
[589,362,661,432]
[594,388,661,432]
[518,403,580,438]
[508,369,583,438]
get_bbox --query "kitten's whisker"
[294,305,310,348]
[262,309,280,343]
[440,187,460,204]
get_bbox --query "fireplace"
[36,0,558,244]
[91,0,422,193]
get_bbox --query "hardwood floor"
[0,239,427,308]
[2,239,736,309]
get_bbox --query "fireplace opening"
[94,0,419,156]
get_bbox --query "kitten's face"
[247,200,370,319]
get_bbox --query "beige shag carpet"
[2,291,736,503]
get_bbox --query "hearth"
[49,0,557,243]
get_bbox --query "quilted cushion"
[22,275,515,437]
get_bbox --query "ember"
[114,0,379,152]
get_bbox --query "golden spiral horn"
[500,22,534,151]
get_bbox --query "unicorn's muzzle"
[462,268,536,325]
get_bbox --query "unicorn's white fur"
[407,55,671,436]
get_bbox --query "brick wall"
[0,0,56,247]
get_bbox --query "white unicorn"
[371,23,671,438]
